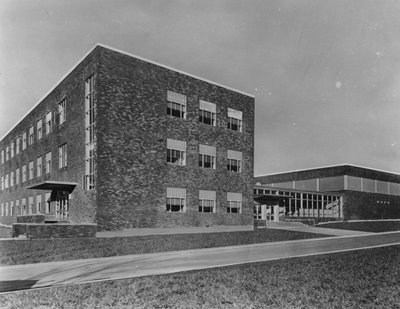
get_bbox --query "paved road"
[1,232,399,293]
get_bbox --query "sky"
[1,0,400,175]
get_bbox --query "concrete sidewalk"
[1,231,399,293]
[259,221,371,236]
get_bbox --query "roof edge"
[1,44,99,142]
[255,163,400,178]
[96,43,255,98]
[1,43,254,142]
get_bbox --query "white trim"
[1,45,99,142]
[255,163,400,178]
[96,43,254,98]
[1,43,254,142]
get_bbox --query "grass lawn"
[0,229,329,266]
[318,220,400,232]
[0,245,399,308]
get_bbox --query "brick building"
[254,164,400,221]
[0,44,255,231]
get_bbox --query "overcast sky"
[1,0,400,175]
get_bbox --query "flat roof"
[255,164,400,178]
[1,43,254,142]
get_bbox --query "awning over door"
[26,181,77,193]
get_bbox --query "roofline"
[255,163,400,178]
[1,43,254,142]
[1,44,98,142]
[96,43,255,97]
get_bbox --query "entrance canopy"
[27,181,77,193]
[254,194,292,205]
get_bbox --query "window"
[10,201,14,216]
[15,168,19,186]
[5,202,9,216]
[15,200,20,215]
[1,149,3,164]
[45,111,52,134]
[227,192,242,213]
[227,108,242,132]
[22,165,27,183]
[5,174,9,189]
[22,132,27,150]
[36,195,42,213]
[166,187,186,212]
[45,152,52,174]
[85,75,96,190]
[22,198,26,215]
[6,145,9,161]
[29,161,34,180]
[37,119,43,140]
[199,190,216,213]
[1,176,3,190]
[167,90,186,119]
[199,144,216,169]
[37,156,42,177]
[29,126,34,145]
[59,144,67,168]
[28,197,33,214]
[16,136,20,154]
[227,150,242,172]
[0,203,3,216]
[10,141,14,158]
[10,171,14,187]
[45,193,51,213]
[199,100,216,125]
[59,98,66,125]
[167,139,186,165]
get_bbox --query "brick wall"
[341,190,400,220]
[0,48,99,225]
[12,223,97,239]
[17,214,45,223]
[95,47,255,231]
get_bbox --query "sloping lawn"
[0,229,329,266]
[0,245,399,308]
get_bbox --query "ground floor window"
[227,192,242,214]
[166,187,186,212]
[199,190,216,213]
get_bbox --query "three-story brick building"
[0,44,255,231]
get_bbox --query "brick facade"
[1,45,255,232]
[95,47,254,230]
[0,48,99,226]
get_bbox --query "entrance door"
[55,191,69,221]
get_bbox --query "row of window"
[167,90,243,132]
[166,139,243,172]
[0,144,67,191]
[0,189,243,216]
[0,193,51,216]
[166,188,243,213]
[1,99,67,165]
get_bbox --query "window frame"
[37,156,42,177]
[37,119,43,140]
[167,91,186,119]
[59,143,67,169]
